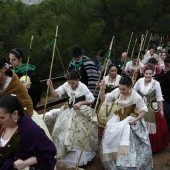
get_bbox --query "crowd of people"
[0,40,170,169]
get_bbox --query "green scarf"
[72,60,83,71]
[13,64,36,74]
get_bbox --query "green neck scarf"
[13,64,36,74]
[72,60,83,71]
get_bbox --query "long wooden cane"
[131,35,144,86]
[55,45,66,75]
[127,32,133,55]
[146,33,152,50]
[25,36,34,81]
[76,36,114,169]
[143,30,148,50]
[130,38,137,59]
[43,26,58,119]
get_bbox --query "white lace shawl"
[133,78,163,102]
[56,81,95,104]
[104,74,121,87]
[105,88,148,113]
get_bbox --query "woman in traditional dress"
[0,95,56,170]
[158,52,167,70]
[47,70,98,166]
[99,76,152,170]
[9,48,42,109]
[141,57,165,82]
[134,66,169,152]
[0,56,51,140]
[97,64,121,138]
[124,54,143,79]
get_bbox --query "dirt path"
[81,140,170,170]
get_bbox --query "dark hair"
[96,50,105,57]
[67,71,80,80]
[108,63,118,71]
[147,57,158,65]
[119,75,132,87]
[0,95,24,116]
[10,48,24,62]
[143,66,154,73]
[132,54,138,60]
[70,47,82,58]
[164,55,170,64]
[0,57,12,76]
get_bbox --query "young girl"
[99,76,152,169]
[47,70,98,166]
[97,64,121,137]
[134,66,169,152]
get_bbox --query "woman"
[134,66,169,152]
[0,56,51,140]
[47,71,98,166]
[99,76,152,169]
[158,52,167,70]
[97,64,121,137]
[124,54,143,80]
[0,94,56,170]
[141,57,165,82]
[9,48,42,109]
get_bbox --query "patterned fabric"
[52,105,98,166]
[100,89,152,169]
[138,90,156,134]
[101,115,153,170]
[52,105,98,158]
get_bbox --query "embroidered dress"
[134,78,169,152]
[101,88,152,170]
[97,75,121,137]
[52,81,98,166]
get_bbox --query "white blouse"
[133,78,163,102]
[105,88,148,113]
[125,61,143,73]
[0,134,10,147]
[56,81,95,103]
[104,74,121,87]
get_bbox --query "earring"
[14,119,17,123]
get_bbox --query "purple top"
[1,114,56,170]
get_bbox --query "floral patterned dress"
[52,81,98,166]
[100,88,152,170]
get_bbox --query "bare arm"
[46,79,59,97]
[129,111,146,124]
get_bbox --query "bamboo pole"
[55,45,66,75]
[146,33,152,50]
[76,36,114,169]
[25,36,34,81]
[127,32,133,55]
[131,35,144,86]
[130,38,137,59]
[143,30,148,50]
[43,26,58,119]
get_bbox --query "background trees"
[1,0,170,78]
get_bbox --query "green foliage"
[0,0,170,79]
